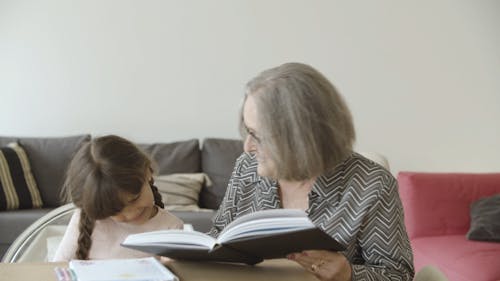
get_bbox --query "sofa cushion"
[412,235,500,281]
[0,143,43,210]
[0,135,91,207]
[155,173,211,209]
[139,139,200,175]
[467,194,500,242]
[398,172,500,239]
[200,138,243,209]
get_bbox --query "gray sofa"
[0,135,243,259]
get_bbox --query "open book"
[54,257,178,281]
[122,209,345,265]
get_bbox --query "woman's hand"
[287,250,352,281]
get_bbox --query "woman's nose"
[243,135,257,153]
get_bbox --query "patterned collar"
[251,152,359,214]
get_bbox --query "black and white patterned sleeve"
[351,175,415,281]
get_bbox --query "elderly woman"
[209,62,414,281]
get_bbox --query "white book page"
[69,257,178,281]
[218,216,314,243]
[217,209,314,243]
[224,209,308,229]
[123,229,216,249]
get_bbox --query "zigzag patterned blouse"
[209,152,414,281]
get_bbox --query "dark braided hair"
[76,210,95,259]
[62,135,162,260]
[150,178,164,209]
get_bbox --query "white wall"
[1,0,499,175]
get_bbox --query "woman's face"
[243,94,276,178]
[111,173,156,225]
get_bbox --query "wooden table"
[0,259,318,281]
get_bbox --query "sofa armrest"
[398,172,500,239]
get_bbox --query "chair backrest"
[398,172,500,239]
[2,203,75,262]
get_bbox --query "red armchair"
[397,172,500,281]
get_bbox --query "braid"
[151,183,164,209]
[76,210,95,260]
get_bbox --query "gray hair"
[240,62,356,181]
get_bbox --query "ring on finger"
[310,259,325,272]
[311,263,319,272]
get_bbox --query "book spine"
[211,244,263,265]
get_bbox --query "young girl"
[53,135,183,261]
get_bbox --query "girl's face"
[111,174,156,225]
[243,94,276,178]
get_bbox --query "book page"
[69,257,178,281]
[218,209,315,243]
[224,209,308,228]
[219,217,315,242]
[123,229,216,249]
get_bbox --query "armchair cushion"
[467,194,500,242]
[412,235,500,281]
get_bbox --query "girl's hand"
[155,255,174,266]
[287,250,352,281]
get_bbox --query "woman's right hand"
[287,250,352,281]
